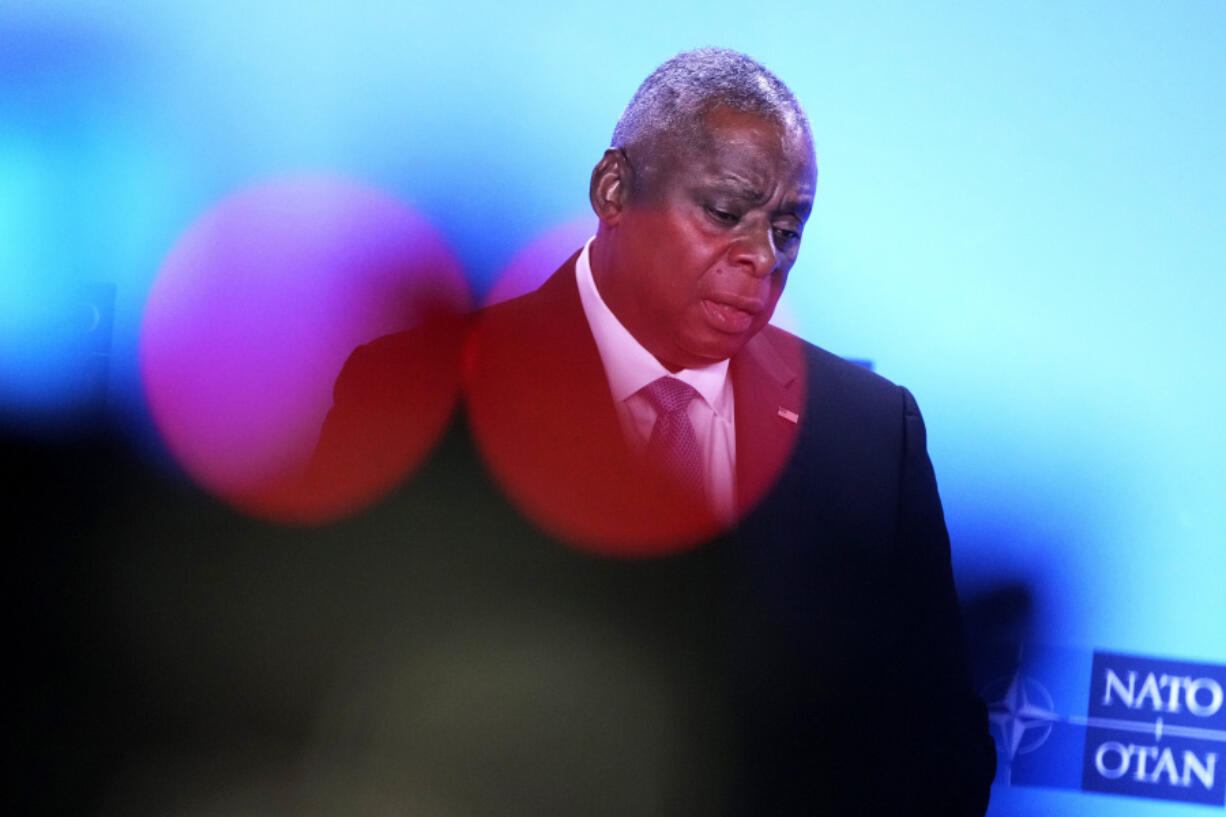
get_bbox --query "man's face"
[595,106,816,371]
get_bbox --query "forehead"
[667,105,816,192]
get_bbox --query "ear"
[589,148,633,225]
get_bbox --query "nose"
[729,221,778,279]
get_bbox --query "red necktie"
[638,376,705,500]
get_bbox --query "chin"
[679,335,749,367]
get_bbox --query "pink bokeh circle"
[141,175,470,524]
[483,216,597,306]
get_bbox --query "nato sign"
[1083,652,1226,806]
[982,645,1226,808]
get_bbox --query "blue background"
[4,2,1224,813]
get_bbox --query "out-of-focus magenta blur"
[140,176,468,522]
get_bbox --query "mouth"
[700,293,765,334]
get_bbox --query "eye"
[773,227,800,247]
[706,206,739,225]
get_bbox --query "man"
[463,61,815,553]
[316,48,995,816]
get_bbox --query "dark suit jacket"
[312,253,996,816]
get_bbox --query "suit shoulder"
[332,315,468,405]
[333,328,423,390]
[759,323,905,408]
[471,257,581,335]
[344,327,425,367]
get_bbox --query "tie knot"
[639,376,699,416]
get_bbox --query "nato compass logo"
[980,646,1226,807]
[985,672,1060,768]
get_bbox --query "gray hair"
[611,48,812,154]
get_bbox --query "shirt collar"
[574,237,731,414]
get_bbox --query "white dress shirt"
[574,238,737,522]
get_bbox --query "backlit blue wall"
[4,2,1224,813]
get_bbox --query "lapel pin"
[777,407,799,424]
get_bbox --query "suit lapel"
[730,326,807,514]
[521,253,628,450]
[466,254,718,552]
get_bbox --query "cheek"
[770,276,787,302]
[754,277,789,328]
[658,246,713,306]
[767,268,790,301]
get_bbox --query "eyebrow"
[790,196,815,219]
[708,176,814,218]
[712,175,766,202]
